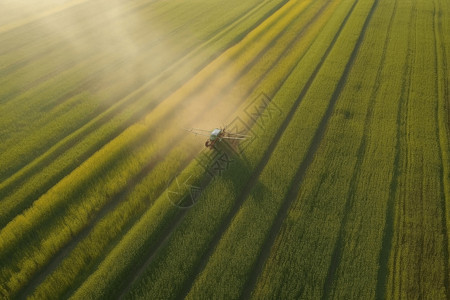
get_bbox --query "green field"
[0,0,449,298]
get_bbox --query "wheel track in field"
[1,0,278,111]
[373,0,408,297]
[238,0,380,297]
[0,0,281,187]
[317,0,397,297]
[432,0,450,294]
[6,1,297,296]
[390,1,417,296]
[17,30,283,293]
[114,1,335,297]
[402,2,422,295]
[0,0,281,228]
[401,1,430,293]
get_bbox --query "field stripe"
[0,0,282,229]
[1,1,300,297]
[372,0,409,297]
[240,0,378,297]
[204,6,347,296]
[389,2,416,296]
[320,0,396,297]
[67,0,352,296]
[0,0,153,59]
[0,0,253,181]
[434,0,450,293]
[183,0,380,298]
[389,0,448,296]
[2,0,448,298]
[17,136,200,299]
[29,139,205,299]
[1,0,293,256]
[0,0,274,172]
[109,0,329,297]
[0,1,292,295]
[124,0,338,298]
[0,1,150,105]
[0,0,279,180]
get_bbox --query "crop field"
[0,0,449,298]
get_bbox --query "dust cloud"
[1,0,245,142]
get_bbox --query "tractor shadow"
[190,139,269,206]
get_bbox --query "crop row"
[74,0,367,298]
[253,0,450,298]
[185,0,376,298]
[0,0,282,229]
[253,0,404,297]
[434,0,450,292]
[27,138,199,299]
[0,0,298,297]
[0,0,290,247]
[66,0,345,298]
[0,0,267,182]
[123,0,345,298]
[388,0,448,298]
[0,0,185,182]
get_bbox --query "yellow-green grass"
[434,0,450,290]
[0,0,286,230]
[123,0,380,296]
[0,0,279,183]
[0,0,305,296]
[67,0,348,296]
[1,0,449,298]
[0,0,292,247]
[186,0,375,298]
[28,136,200,299]
[61,0,334,296]
[387,0,448,298]
[0,0,291,296]
[0,0,283,185]
[122,1,347,298]
[253,0,405,297]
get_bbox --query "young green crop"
[0,1,289,297]
[1,0,448,298]
[29,138,198,299]
[122,0,376,298]
[254,0,402,297]
[387,0,448,297]
[0,0,281,229]
[186,0,376,297]
[1,1,294,296]
[0,0,288,255]
[69,0,337,297]
[434,0,450,290]
[0,0,276,185]
[124,0,342,298]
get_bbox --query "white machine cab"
[210,128,222,141]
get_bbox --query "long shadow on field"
[117,141,265,299]
[16,0,323,296]
[0,0,284,227]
